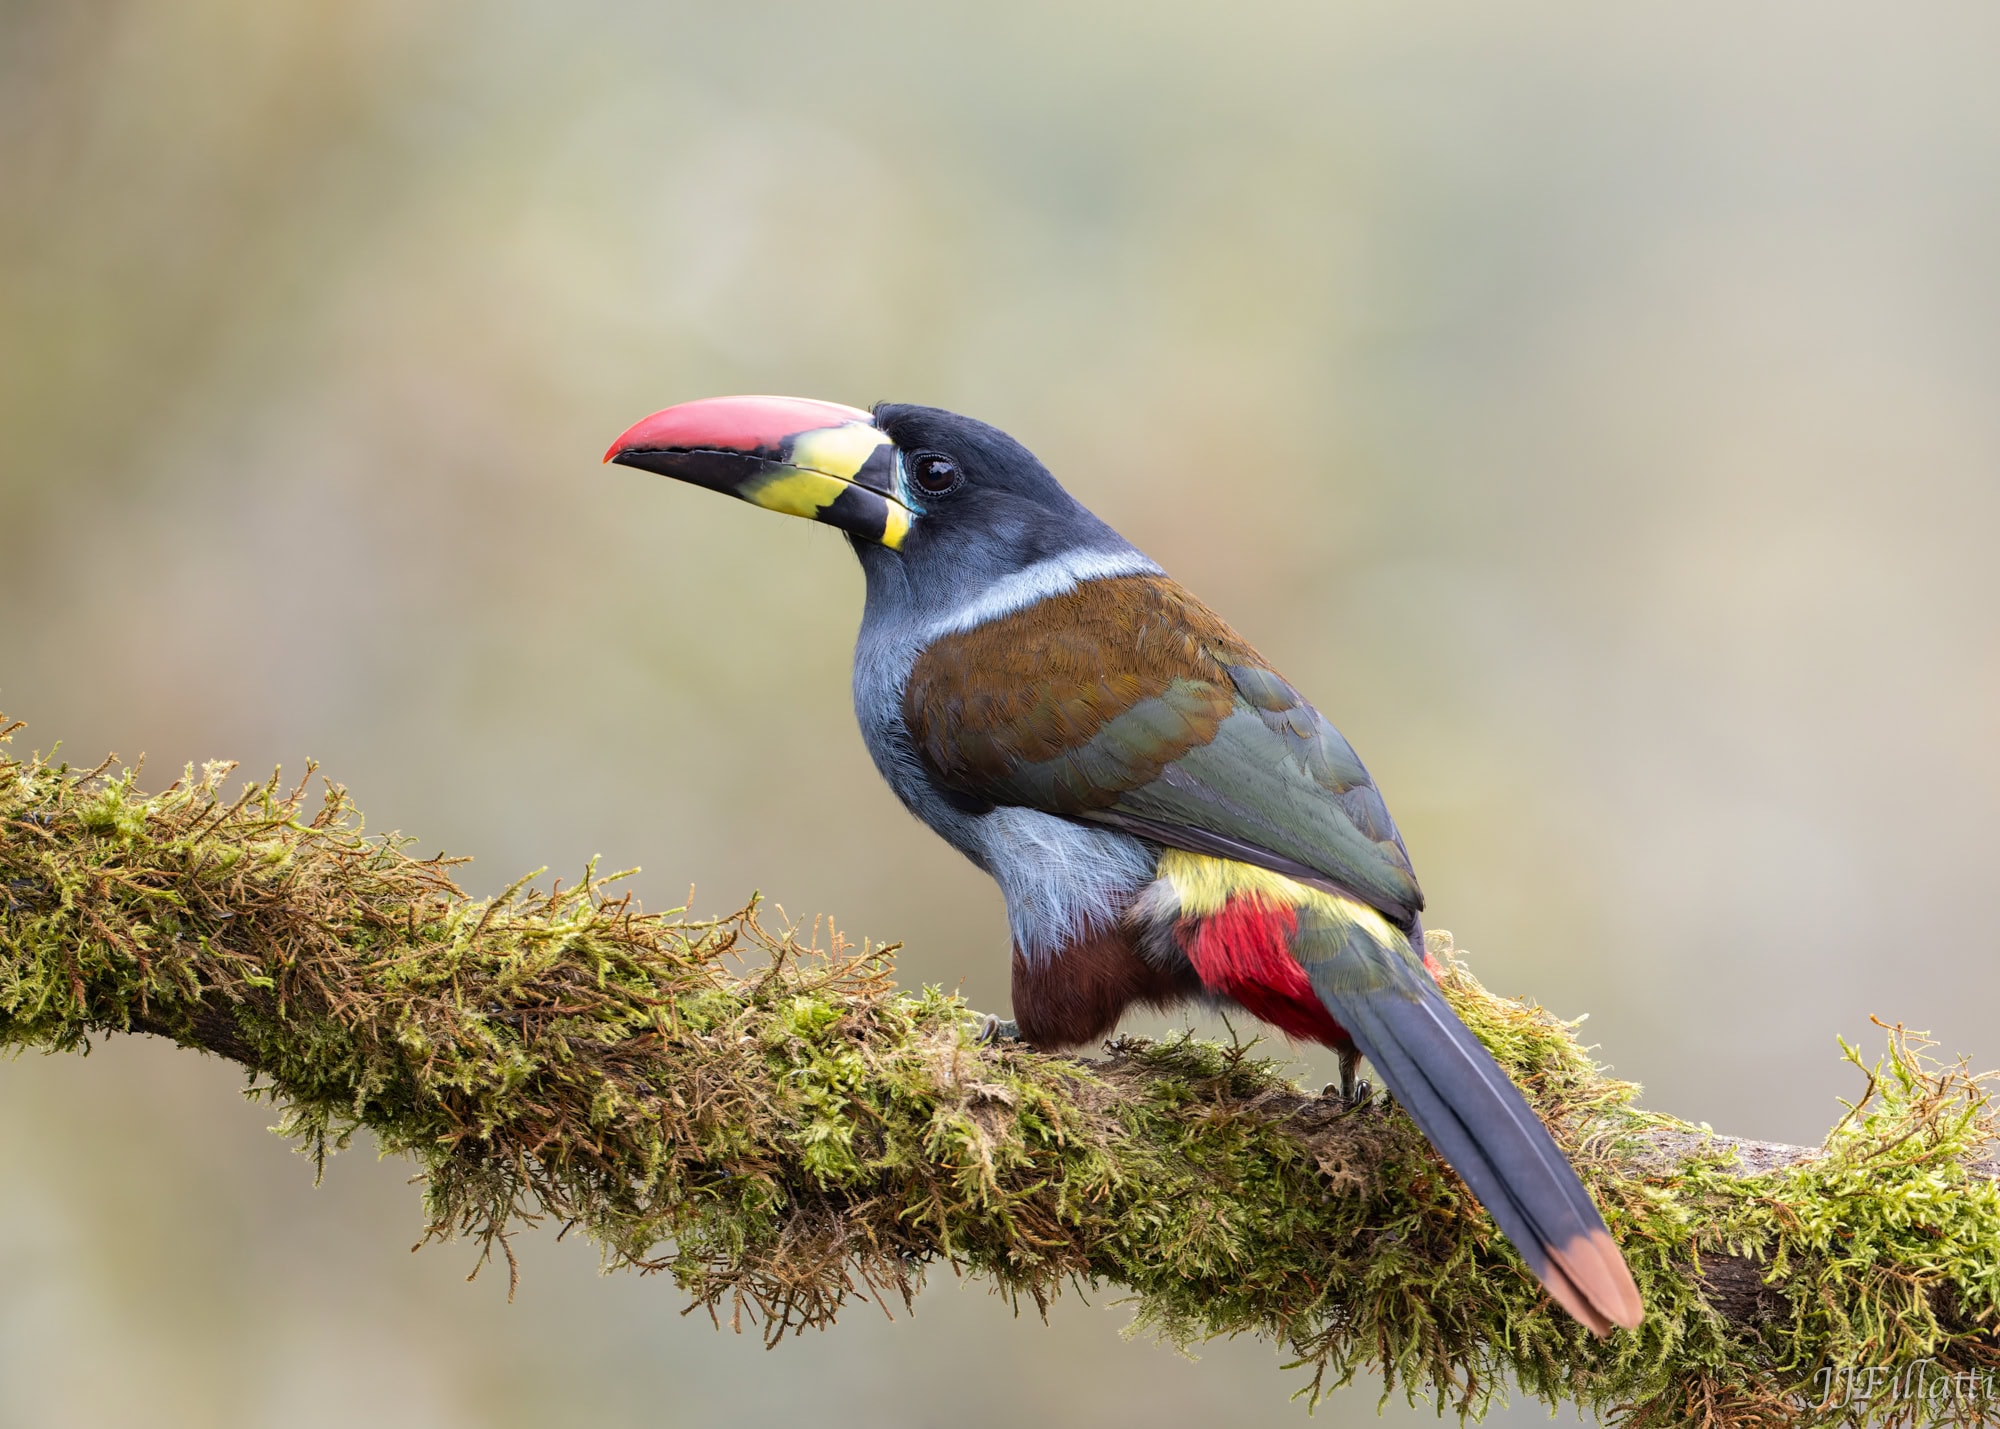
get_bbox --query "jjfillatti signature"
[1815,1360,1997,1414]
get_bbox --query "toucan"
[604,394,1643,1336]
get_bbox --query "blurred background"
[3,2,1998,1425]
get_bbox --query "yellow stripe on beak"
[738,466,862,521]
[747,420,910,549]
[788,421,892,480]
[879,500,912,550]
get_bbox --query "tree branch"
[2,712,1996,1428]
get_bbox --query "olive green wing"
[903,574,1424,927]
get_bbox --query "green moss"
[3,710,1996,1426]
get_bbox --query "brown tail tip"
[1541,1228,1645,1338]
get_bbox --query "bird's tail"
[1146,852,1643,1335]
[1311,917,1643,1336]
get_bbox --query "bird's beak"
[603,395,910,550]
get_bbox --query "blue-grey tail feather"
[1315,975,1609,1288]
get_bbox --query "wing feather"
[904,574,1424,926]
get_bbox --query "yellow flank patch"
[739,466,855,520]
[789,420,891,480]
[1155,848,1402,943]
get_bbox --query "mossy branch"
[3,712,1997,1429]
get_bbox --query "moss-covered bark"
[2,712,1996,1427]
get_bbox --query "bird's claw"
[1321,1078,1373,1110]
[974,1014,1020,1045]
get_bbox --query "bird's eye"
[908,451,962,496]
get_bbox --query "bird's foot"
[1328,1047,1372,1109]
[973,1014,1020,1045]
[1321,1078,1373,1109]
